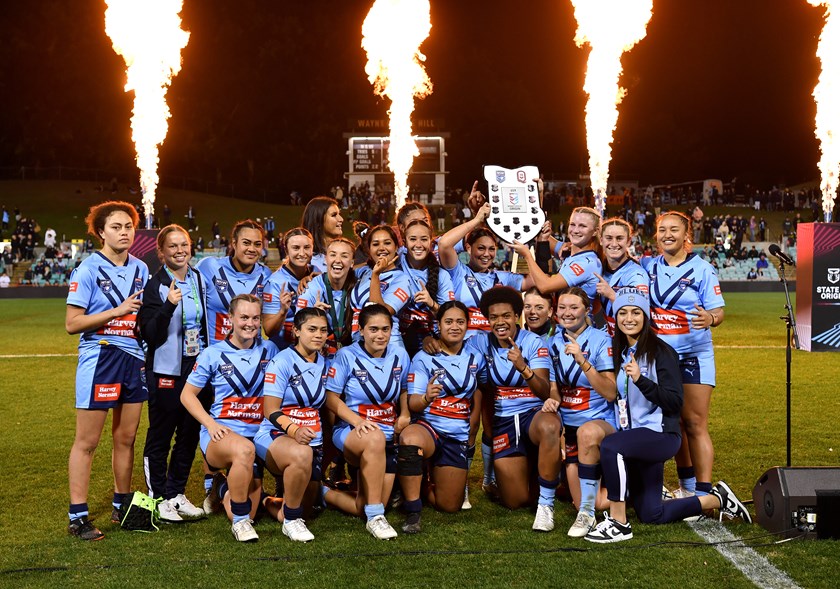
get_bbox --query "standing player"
[398,301,485,533]
[262,228,314,349]
[352,226,412,348]
[584,288,750,543]
[255,308,340,542]
[302,196,343,273]
[137,225,208,522]
[547,288,616,537]
[642,212,724,499]
[467,287,559,532]
[66,201,149,540]
[511,206,603,308]
[397,219,454,356]
[322,304,410,539]
[180,294,279,542]
[297,238,357,359]
[196,220,272,345]
[593,218,650,336]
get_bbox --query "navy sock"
[218,480,229,500]
[113,492,131,510]
[696,482,713,496]
[230,498,251,525]
[204,474,214,492]
[403,498,423,514]
[69,502,89,522]
[283,504,303,522]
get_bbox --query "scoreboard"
[348,136,445,174]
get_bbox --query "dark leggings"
[600,428,702,524]
[143,357,211,499]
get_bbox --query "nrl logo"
[829,268,840,284]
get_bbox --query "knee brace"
[396,445,424,477]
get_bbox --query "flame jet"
[105,0,190,227]
[571,0,653,217]
[362,0,433,210]
[808,1,840,222]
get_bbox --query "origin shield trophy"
[483,165,545,245]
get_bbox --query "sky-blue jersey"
[398,261,455,354]
[258,346,327,447]
[557,250,602,309]
[408,348,485,441]
[67,252,149,360]
[296,274,353,361]
[349,267,412,347]
[263,264,308,349]
[187,338,279,438]
[642,253,725,354]
[601,258,650,336]
[446,261,524,337]
[195,256,271,343]
[326,342,410,442]
[467,327,550,418]
[548,325,616,427]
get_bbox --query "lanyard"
[165,267,202,329]
[323,279,347,342]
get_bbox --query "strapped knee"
[396,445,424,476]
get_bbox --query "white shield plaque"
[483,165,545,244]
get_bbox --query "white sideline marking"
[716,345,784,349]
[690,520,801,589]
[0,353,76,358]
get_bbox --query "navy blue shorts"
[678,349,715,387]
[416,421,468,470]
[492,407,541,459]
[334,424,397,474]
[75,345,148,409]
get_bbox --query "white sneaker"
[231,518,259,542]
[282,518,315,542]
[662,485,675,500]
[365,515,398,540]
[172,494,205,519]
[461,485,472,511]
[532,504,555,532]
[567,510,596,538]
[158,499,184,523]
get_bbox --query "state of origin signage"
[796,223,840,351]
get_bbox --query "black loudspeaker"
[753,467,840,539]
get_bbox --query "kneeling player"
[181,294,279,542]
[398,302,486,533]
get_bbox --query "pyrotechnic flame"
[362,0,433,209]
[808,1,840,222]
[571,0,653,217]
[105,0,190,227]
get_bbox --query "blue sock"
[204,474,214,492]
[113,492,131,510]
[696,482,712,496]
[466,444,475,473]
[69,502,89,522]
[230,498,251,525]
[537,476,559,507]
[283,504,303,523]
[577,463,600,517]
[677,466,696,494]
[403,498,422,514]
[481,439,495,485]
[364,503,385,521]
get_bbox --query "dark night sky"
[0,0,829,197]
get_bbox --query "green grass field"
[1,293,838,588]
